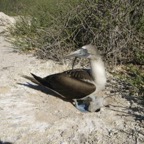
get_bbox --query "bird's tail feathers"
[31,73,50,87]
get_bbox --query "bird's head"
[65,44,100,60]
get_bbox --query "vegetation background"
[0,0,143,100]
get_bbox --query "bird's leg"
[73,96,103,112]
[73,99,88,112]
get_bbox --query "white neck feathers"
[90,58,106,92]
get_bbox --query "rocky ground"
[0,12,144,144]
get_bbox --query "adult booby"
[30,44,107,112]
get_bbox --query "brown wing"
[42,69,96,99]
[63,69,94,81]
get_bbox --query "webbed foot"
[73,99,88,112]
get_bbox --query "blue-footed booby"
[30,44,107,112]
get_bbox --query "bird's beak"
[65,48,88,59]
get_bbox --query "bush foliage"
[7,0,144,66]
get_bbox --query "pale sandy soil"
[0,12,143,144]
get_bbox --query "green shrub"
[7,0,144,65]
[0,0,33,16]
[135,51,144,65]
[125,65,144,104]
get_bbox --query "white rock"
[0,12,15,26]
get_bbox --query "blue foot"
[75,102,89,112]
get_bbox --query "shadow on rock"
[18,82,73,103]
[0,141,13,144]
[108,104,144,122]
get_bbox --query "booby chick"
[31,44,107,112]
